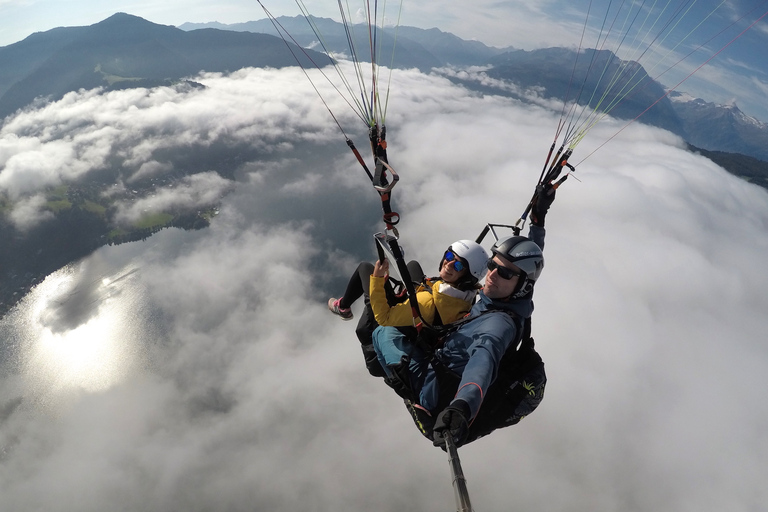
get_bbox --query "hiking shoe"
[327,298,353,320]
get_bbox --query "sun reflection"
[27,310,135,394]
[8,261,151,400]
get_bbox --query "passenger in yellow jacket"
[370,239,490,327]
[327,239,488,377]
[368,240,489,391]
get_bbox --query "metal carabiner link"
[372,158,399,193]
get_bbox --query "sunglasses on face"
[443,250,466,272]
[486,259,521,280]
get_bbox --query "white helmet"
[441,239,490,286]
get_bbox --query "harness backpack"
[405,316,547,445]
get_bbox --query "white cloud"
[7,193,53,230]
[0,66,350,226]
[0,68,343,197]
[113,171,234,225]
[127,160,173,183]
[1,64,768,512]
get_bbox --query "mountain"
[393,26,513,66]
[483,47,685,137]
[687,144,768,189]
[0,13,324,119]
[180,18,513,67]
[4,14,767,163]
[183,16,444,72]
[671,92,768,161]
[186,17,768,163]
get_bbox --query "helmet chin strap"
[509,279,533,300]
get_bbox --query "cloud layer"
[1,64,767,512]
[0,68,347,230]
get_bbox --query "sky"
[1,58,768,511]
[1,0,768,121]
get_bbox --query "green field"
[134,212,173,229]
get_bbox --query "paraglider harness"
[368,145,575,444]
[373,226,547,445]
[360,143,567,445]
[381,284,547,444]
[350,120,568,446]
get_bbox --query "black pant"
[342,260,425,346]
[345,260,424,378]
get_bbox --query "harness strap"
[431,311,532,413]
[346,138,374,182]
[345,131,400,232]
[370,127,400,233]
[385,237,424,325]
[349,125,422,337]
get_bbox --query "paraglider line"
[575,6,768,166]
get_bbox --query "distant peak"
[102,12,144,22]
[88,13,179,35]
[94,13,165,27]
[669,90,691,100]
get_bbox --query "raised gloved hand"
[433,399,471,448]
[530,182,557,227]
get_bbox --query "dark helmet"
[490,236,544,298]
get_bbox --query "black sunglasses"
[486,259,521,280]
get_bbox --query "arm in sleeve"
[527,224,546,251]
[453,315,517,419]
[369,275,436,326]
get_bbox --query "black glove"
[433,399,471,448]
[530,182,556,227]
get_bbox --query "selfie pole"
[445,435,473,512]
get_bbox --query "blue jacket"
[419,225,545,420]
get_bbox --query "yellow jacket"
[369,275,477,327]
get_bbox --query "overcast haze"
[0,58,767,510]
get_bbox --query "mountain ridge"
[176,17,768,163]
[3,13,767,162]
[2,13,768,319]
[179,17,514,67]
[670,93,768,160]
[0,13,324,119]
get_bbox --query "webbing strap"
[385,236,424,327]
[346,129,400,231]
[349,125,420,329]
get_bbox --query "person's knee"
[355,306,377,345]
[372,328,402,367]
[406,260,425,284]
[358,261,374,274]
[371,327,387,352]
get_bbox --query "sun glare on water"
[28,308,133,394]
[9,262,152,402]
